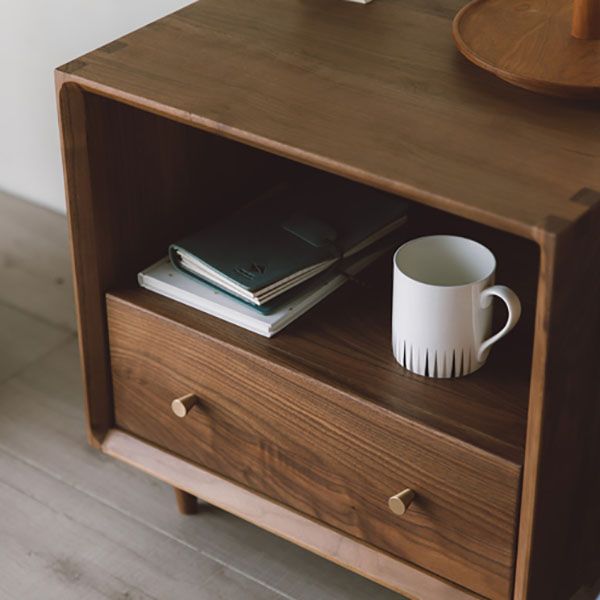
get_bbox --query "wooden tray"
[453,0,600,98]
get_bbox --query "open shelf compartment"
[107,209,537,466]
[79,90,538,466]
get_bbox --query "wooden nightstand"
[56,0,600,598]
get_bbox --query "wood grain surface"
[56,0,600,238]
[107,286,522,599]
[514,198,600,599]
[103,429,483,600]
[453,0,600,98]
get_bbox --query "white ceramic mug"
[392,235,521,378]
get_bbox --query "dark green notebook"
[170,177,409,306]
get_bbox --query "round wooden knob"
[388,489,415,516]
[171,393,198,418]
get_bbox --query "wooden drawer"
[107,292,521,600]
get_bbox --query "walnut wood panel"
[55,0,600,239]
[103,429,483,600]
[57,82,109,446]
[107,293,521,599]
[514,198,600,599]
[56,81,292,445]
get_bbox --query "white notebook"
[138,247,386,337]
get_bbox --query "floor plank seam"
[0,330,77,387]
[0,442,299,600]
[197,550,298,600]
[0,297,76,335]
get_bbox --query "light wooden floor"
[0,189,404,600]
[1,191,598,600]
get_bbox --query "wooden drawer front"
[107,294,521,600]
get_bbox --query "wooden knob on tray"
[388,489,415,516]
[572,0,600,39]
[171,393,198,418]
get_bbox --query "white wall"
[0,0,192,213]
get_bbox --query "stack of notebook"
[139,177,409,337]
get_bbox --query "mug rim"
[393,235,496,288]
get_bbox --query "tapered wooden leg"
[174,487,198,515]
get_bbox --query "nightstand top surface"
[57,0,600,239]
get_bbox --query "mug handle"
[478,285,522,361]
